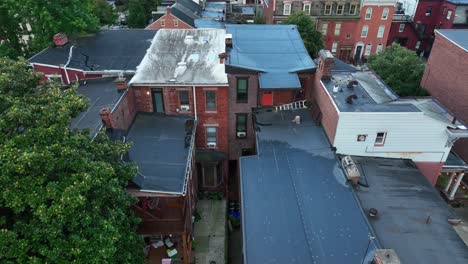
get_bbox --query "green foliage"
[282,11,324,58]
[93,0,118,26]
[0,3,27,59]
[0,58,144,263]
[228,215,240,229]
[368,44,427,97]
[253,15,265,24]
[127,0,160,28]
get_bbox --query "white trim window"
[161,19,165,27]
[374,132,387,146]
[324,3,332,15]
[331,42,338,53]
[377,25,385,38]
[446,9,452,20]
[321,23,328,35]
[361,25,369,38]
[382,8,389,20]
[398,23,405,33]
[364,43,372,56]
[283,3,292,15]
[376,44,383,53]
[337,4,344,15]
[415,41,421,49]
[349,4,357,15]
[206,127,217,147]
[303,3,311,15]
[173,19,179,27]
[365,7,372,19]
[334,23,342,36]
[46,74,63,83]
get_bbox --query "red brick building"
[421,29,468,162]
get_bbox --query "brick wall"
[227,74,258,159]
[111,89,137,130]
[414,161,444,186]
[146,10,193,30]
[421,32,468,161]
[132,86,153,112]
[32,64,102,85]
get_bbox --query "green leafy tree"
[92,0,118,26]
[368,44,427,96]
[282,11,324,58]
[0,2,28,59]
[0,58,144,263]
[127,0,159,28]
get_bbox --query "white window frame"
[349,4,357,15]
[382,8,389,20]
[46,74,63,83]
[365,7,373,19]
[324,4,332,15]
[336,4,344,15]
[173,19,179,27]
[361,25,369,38]
[398,23,405,32]
[303,3,311,15]
[331,42,338,53]
[334,23,341,36]
[283,3,292,15]
[364,44,372,56]
[206,127,217,146]
[374,132,387,146]
[346,33,351,39]
[415,41,421,49]
[321,23,328,35]
[161,19,165,27]
[377,25,385,38]
[446,9,452,20]
[376,44,383,54]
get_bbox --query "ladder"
[274,100,308,111]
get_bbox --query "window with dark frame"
[236,78,248,102]
[236,114,247,137]
[374,132,387,146]
[426,6,432,16]
[179,90,189,106]
[205,91,216,111]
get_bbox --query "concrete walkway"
[194,199,226,264]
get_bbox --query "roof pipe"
[192,85,198,121]
[63,45,75,85]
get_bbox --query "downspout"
[192,85,197,121]
[63,45,75,85]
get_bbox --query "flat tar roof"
[240,109,377,264]
[353,156,468,263]
[436,29,468,51]
[131,29,228,86]
[70,78,124,137]
[126,114,194,194]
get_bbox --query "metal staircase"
[274,100,308,111]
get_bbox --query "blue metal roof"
[226,25,316,89]
[240,109,377,264]
[194,19,225,29]
[259,72,301,89]
[436,29,468,51]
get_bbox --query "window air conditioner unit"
[207,142,217,148]
[237,132,246,138]
[180,105,190,111]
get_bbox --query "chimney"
[114,75,127,92]
[374,249,401,264]
[166,6,171,15]
[225,33,232,48]
[99,107,113,128]
[218,52,229,64]
[318,49,334,80]
[53,33,68,46]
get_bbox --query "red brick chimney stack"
[99,108,113,128]
[53,33,68,46]
[318,49,335,80]
[115,75,128,92]
[166,6,171,15]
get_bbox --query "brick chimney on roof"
[99,107,113,129]
[166,6,171,15]
[53,33,68,46]
[318,49,334,80]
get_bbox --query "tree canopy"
[282,12,324,58]
[368,44,427,97]
[0,58,144,263]
[127,0,160,28]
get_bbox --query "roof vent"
[225,33,232,48]
[333,85,340,94]
[53,33,68,46]
[347,80,358,89]
[368,208,378,218]
[341,156,360,185]
[184,35,194,45]
[346,94,358,104]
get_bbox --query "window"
[426,6,432,16]
[324,4,332,15]
[201,163,222,187]
[206,127,217,145]
[337,4,344,15]
[377,25,385,38]
[321,23,328,35]
[174,19,179,27]
[365,8,372,19]
[364,44,372,56]
[303,3,311,15]
[382,8,389,19]
[446,9,452,20]
[46,74,62,83]
[283,3,291,15]
[334,23,341,36]
[161,19,165,27]
[236,114,247,137]
[376,44,383,53]
[398,23,405,32]
[179,90,189,107]
[349,4,357,15]
[205,91,216,111]
[236,78,248,102]
[374,132,387,146]
[361,25,369,37]
[346,33,351,39]
[332,42,338,53]
[415,41,421,49]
